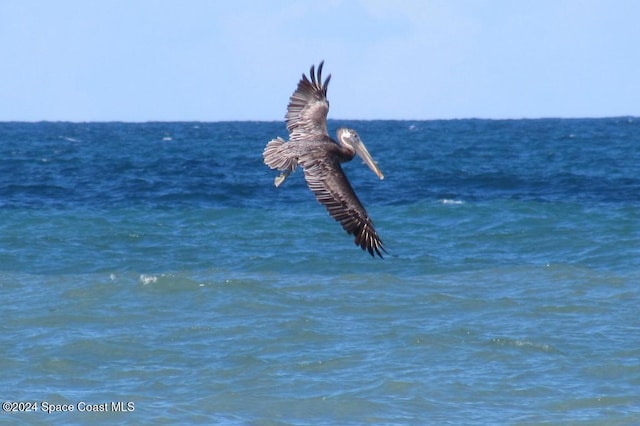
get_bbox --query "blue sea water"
[0,119,639,425]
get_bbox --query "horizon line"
[1,115,638,124]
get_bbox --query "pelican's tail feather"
[263,137,298,186]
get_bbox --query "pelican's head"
[337,128,384,180]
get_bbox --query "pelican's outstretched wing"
[299,147,385,258]
[285,61,331,141]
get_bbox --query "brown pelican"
[263,61,386,258]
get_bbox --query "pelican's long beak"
[355,141,384,180]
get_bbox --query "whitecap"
[60,136,79,142]
[439,199,464,205]
[139,274,158,285]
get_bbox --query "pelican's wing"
[285,61,331,141]
[299,149,385,258]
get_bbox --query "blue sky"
[1,0,638,121]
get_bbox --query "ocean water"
[0,119,638,425]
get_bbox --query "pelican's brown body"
[263,62,386,258]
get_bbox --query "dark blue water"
[1,119,638,424]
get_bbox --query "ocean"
[1,119,638,425]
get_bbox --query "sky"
[1,0,639,121]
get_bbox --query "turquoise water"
[1,119,639,424]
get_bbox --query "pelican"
[263,61,386,258]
